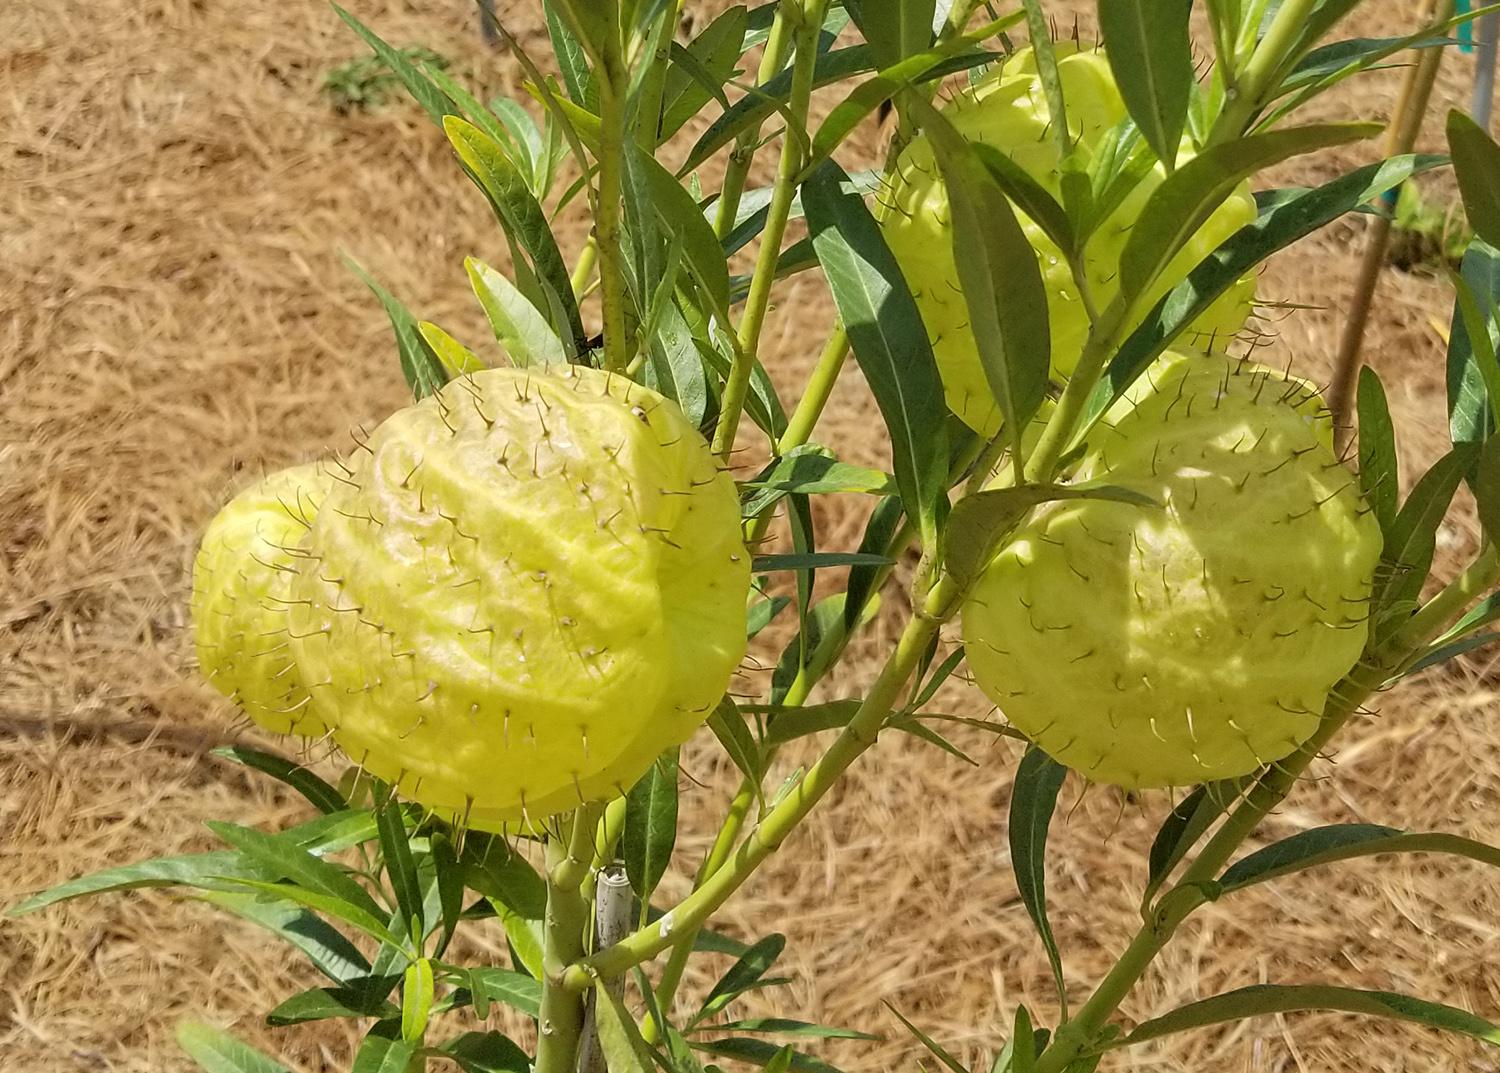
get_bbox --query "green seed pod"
[289,365,750,824]
[192,463,335,737]
[880,44,1258,435]
[963,351,1382,788]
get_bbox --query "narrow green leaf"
[1009,747,1069,1010]
[684,47,876,174]
[844,495,905,634]
[333,6,458,124]
[418,321,487,377]
[812,44,1002,165]
[804,161,949,546]
[444,117,586,356]
[701,1019,877,1041]
[200,891,372,984]
[742,445,896,518]
[661,7,749,141]
[1098,0,1194,167]
[435,1031,531,1073]
[1447,241,1500,455]
[691,1038,844,1073]
[910,96,1050,455]
[344,257,449,400]
[1406,631,1500,674]
[1278,35,1455,99]
[1113,984,1500,1049]
[176,1023,291,1073]
[595,982,657,1073]
[8,851,259,916]
[970,143,1075,254]
[747,594,791,638]
[945,484,1157,588]
[210,746,346,815]
[460,834,547,918]
[266,986,398,1026]
[695,934,787,1023]
[498,906,544,979]
[427,832,465,955]
[627,144,731,318]
[223,878,401,947]
[1095,154,1446,424]
[1374,445,1477,636]
[884,1004,968,1073]
[1448,111,1500,247]
[401,958,434,1041]
[1120,122,1379,303]
[352,1020,416,1073]
[207,821,387,926]
[1010,1004,1036,1073]
[1219,824,1500,892]
[623,749,680,906]
[843,0,937,66]
[1356,366,1400,538]
[434,966,543,1017]
[464,256,566,367]
[1141,779,1246,910]
[545,4,593,103]
[753,552,894,572]
[709,697,765,787]
[376,800,424,944]
[910,647,966,709]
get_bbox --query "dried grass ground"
[2,3,1499,1071]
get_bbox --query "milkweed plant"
[15,1,1500,1071]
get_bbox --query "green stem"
[595,43,632,374]
[1023,297,1129,482]
[777,322,850,454]
[632,2,681,149]
[713,11,799,237]
[1210,0,1320,141]
[535,805,604,1073]
[564,574,962,990]
[713,0,829,459]
[1032,663,1387,1073]
[1393,541,1500,654]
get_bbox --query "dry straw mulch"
[2,2,1499,1071]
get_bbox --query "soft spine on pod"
[879,43,1259,435]
[962,351,1384,788]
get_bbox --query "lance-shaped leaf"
[1119,122,1380,304]
[344,257,449,400]
[683,47,877,174]
[741,445,896,518]
[1098,0,1194,167]
[1141,778,1247,910]
[375,799,423,944]
[465,257,566,367]
[626,143,731,318]
[660,7,749,141]
[623,749,680,907]
[970,143,1075,254]
[444,116,586,357]
[1218,823,1500,893]
[1110,984,1500,1050]
[333,6,459,125]
[1091,154,1446,425]
[1449,111,1500,248]
[804,161,950,546]
[176,1022,292,1073]
[909,96,1050,463]
[1356,366,1400,539]
[884,1003,969,1073]
[692,934,789,1024]
[434,1031,531,1073]
[843,0,937,66]
[691,1038,842,1073]
[1372,445,1477,638]
[266,985,400,1026]
[545,4,593,103]
[351,1020,416,1073]
[210,746,346,815]
[1009,746,1069,1011]
[709,696,766,790]
[200,891,372,984]
[418,321,486,378]
[1447,241,1500,458]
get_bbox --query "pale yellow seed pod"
[192,463,335,737]
[880,44,1258,435]
[963,351,1382,788]
[288,365,750,825]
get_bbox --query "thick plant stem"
[1327,0,1450,445]
[595,46,632,374]
[1211,0,1321,140]
[713,0,829,459]
[778,323,850,454]
[1023,299,1130,482]
[563,575,962,990]
[535,805,603,1073]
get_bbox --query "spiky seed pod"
[879,44,1258,435]
[192,463,335,737]
[287,365,750,825]
[962,351,1383,788]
